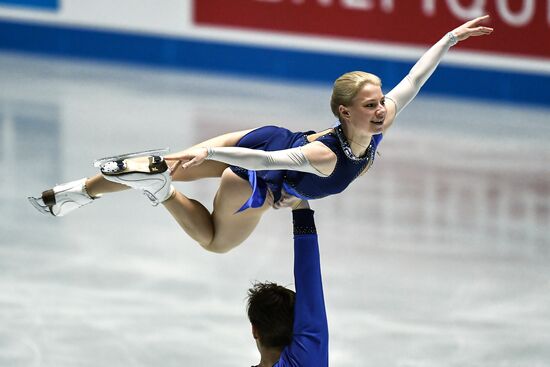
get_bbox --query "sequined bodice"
[284,126,383,200]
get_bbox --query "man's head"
[247,281,295,349]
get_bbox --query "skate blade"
[93,148,169,167]
[100,156,168,175]
[27,196,52,215]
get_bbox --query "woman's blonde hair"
[330,71,382,121]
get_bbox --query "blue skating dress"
[230,123,383,212]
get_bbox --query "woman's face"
[343,83,386,135]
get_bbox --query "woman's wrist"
[447,31,458,46]
[205,147,215,160]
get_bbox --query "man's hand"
[270,189,309,210]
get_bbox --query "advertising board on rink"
[194,0,550,59]
[0,0,548,105]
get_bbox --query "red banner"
[194,0,550,59]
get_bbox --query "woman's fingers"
[469,16,493,31]
[454,15,493,41]
[168,160,181,176]
[473,26,493,36]
[165,148,208,171]
[467,14,490,27]
[472,14,489,23]
[166,155,205,170]
[165,155,195,169]
[181,158,198,170]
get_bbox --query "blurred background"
[0,1,549,366]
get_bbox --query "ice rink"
[1,52,549,366]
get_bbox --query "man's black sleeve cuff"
[292,209,317,235]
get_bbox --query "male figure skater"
[247,200,328,366]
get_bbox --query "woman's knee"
[200,236,239,254]
[202,168,268,254]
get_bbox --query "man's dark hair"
[247,281,295,348]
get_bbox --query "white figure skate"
[28,178,96,216]
[99,154,174,206]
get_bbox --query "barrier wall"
[0,0,548,106]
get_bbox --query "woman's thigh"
[208,168,270,253]
[168,128,254,182]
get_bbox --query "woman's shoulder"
[305,128,335,143]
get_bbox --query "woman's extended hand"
[451,15,493,42]
[165,147,208,173]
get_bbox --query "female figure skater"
[29,16,492,253]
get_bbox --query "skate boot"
[28,178,96,216]
[100,155,175,206]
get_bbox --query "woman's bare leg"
[85,128,261,250]
[160,128,262,251]
[31,128,256,217]
[210,169,271,252]
[84,128,255,197]
[85,175,128,198]
[163,168,270,253]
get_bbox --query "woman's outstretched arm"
[166,141,336,177]
[383,15,493,131]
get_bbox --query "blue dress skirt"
[229,125,313,212]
